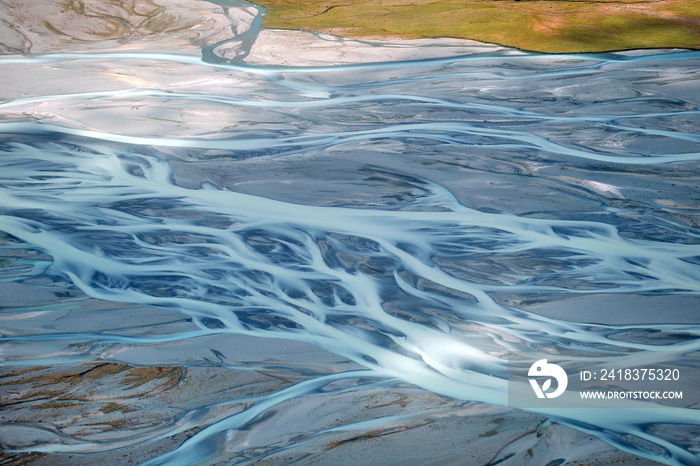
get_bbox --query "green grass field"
[253,0,700,53]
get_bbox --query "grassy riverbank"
[254,0,700,53]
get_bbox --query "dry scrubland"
[255,0,700,52]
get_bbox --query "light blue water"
[1,2,699,464]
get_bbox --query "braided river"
[1,1,699,464]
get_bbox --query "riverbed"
[1,1,699,464]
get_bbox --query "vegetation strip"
[254,0,700,53]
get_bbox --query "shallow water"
[1,1,699,464]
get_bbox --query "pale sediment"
[0,0,234,55]
[244,29,515,66]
